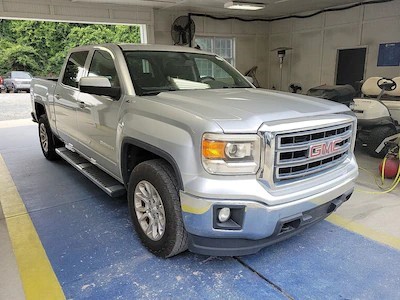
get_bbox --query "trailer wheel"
[128,159,188,258]
[367,126,397,158]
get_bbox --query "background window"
[195,37,234,65]
[195,37,234,79]
[62,51,88,88]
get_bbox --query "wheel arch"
[121,137,184,191]
[35,102,46,119]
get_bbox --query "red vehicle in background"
[0,76,5,92]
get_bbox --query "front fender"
[117,99,223,189]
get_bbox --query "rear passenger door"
[54,51,89,145]
[75,49,122,177]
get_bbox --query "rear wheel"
[128,159,187,258]
[38,115,60,161]
[367,126,397,158]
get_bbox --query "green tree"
[0,20,141,76]
[0,44,41,74]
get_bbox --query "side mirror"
[79,76,121,99]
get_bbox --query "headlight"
[202,133,261,175]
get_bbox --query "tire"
[11,84,17,93]
[366,126,397,158]
[128,159,188,258]
[38,114,60,161]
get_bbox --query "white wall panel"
[268,0,400,91]
[364,0,400,20]
[0,0,153,24]
[53,6,110,18]
[325,6,361,27]
[293,14,323,31]
[290,30,323,92]
[270,19,293,34]
[203,18,232,35]
[2,2,50,14]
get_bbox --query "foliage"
[0,20,141,76]
[0,44,41,74]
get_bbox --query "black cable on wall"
[188,0,394,23]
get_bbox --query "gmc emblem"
[309,139,342,158]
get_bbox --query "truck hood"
[145,88,350,133]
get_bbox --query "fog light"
[218,207,231,223]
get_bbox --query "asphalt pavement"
[0,93,32,121]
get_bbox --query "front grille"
[274,123,352,182]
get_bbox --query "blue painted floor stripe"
[2,125,400,299]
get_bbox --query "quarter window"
[62,51,89,88]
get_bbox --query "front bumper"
[180,159,357,256]
[187,190,352,256]
[15,83,31,91]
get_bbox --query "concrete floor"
[333,146,400,239]
[0,116,399,299]
[0,93,32,121]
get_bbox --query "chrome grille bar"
[274,123,353,182]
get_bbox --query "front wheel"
[38,115,60,161]
[128,159,188,258]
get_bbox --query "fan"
[171,16,195,46]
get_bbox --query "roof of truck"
[119,43,208,54]
[70,43,214,56]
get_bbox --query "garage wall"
[0,0,155,42]
[153,10,270,87]
[268,0,400,92]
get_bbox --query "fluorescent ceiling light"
[224,1,265,10]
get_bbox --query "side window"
[89,50,120,88]
[62,51,88,88]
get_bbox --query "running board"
[55,147,126,198]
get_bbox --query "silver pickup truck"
[31,44,358,257]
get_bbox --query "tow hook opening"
[327,203,338,214]
[279,218,301,234]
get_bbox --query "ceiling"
[71,0,364,17]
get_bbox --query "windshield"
[123,51,252,96]
[12,71,32,79]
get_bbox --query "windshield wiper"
[222,86,248,89]
[141,88,178,96]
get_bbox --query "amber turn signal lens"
[202,139,226,159]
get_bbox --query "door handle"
[78,101,87,109]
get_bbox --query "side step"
[55,147,126,198]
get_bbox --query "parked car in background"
[0,76,5,92]
[4,71,33,93]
